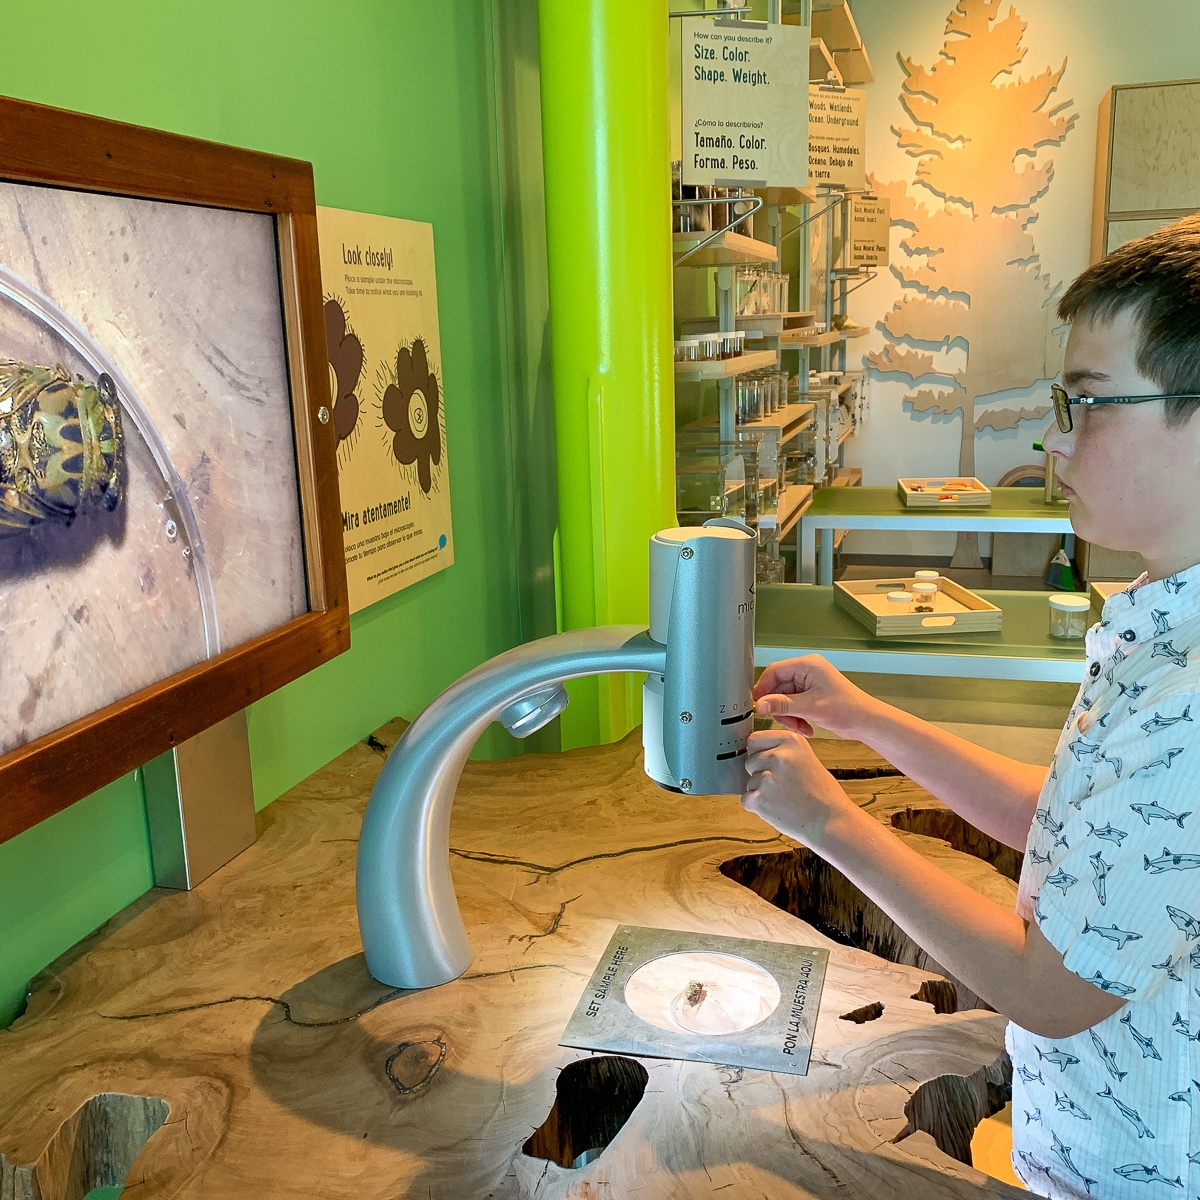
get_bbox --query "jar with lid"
[913,569,940,590]
[1048,594,1091,639]
[911,581,938,612]
[697,333,721,361]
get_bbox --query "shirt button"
[1122,629,1137,642]
[1089,662,1101,677]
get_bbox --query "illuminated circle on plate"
[624,951,781,1037]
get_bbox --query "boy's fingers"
[755,692,813,717]
[777,715,814,736]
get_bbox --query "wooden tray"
[897,477,992,507]
[834,576,1003,638]
[1089,579,1135,610]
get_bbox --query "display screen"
[0,179,308,758]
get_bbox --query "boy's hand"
[742,727,861,846]
[753,655,880,739]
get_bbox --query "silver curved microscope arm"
[356,626,666,989]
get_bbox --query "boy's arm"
[852,702,1048,850]
[755,656,1046,850]
[744,729,1125,1037]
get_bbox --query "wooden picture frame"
[0,95,348,844]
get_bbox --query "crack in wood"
[97,989,405,1028]
[778,1083,850,1191]
[452,833,786,876]
[510,896,582,953]
[461,964,574,983]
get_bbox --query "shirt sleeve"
[1035,690,1200,1001]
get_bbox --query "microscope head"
[642,519,756,796]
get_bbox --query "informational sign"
[808,85,867,188]
[681,17,809,189]
[317,207,454,614]
[560,925,829,1077]
[848,195,891,267]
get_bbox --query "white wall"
[845,0,1200,557]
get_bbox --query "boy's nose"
[1042,419,1073,458]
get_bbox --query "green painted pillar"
[537,0,676,749]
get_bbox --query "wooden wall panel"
[1110,80,1200,215]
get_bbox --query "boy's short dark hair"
[1058,214,1200,427]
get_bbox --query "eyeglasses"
[1050,382,1200,433]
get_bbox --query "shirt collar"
[1099,561,1200,641]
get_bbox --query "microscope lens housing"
[642,519,757,796]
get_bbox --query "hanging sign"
[808,85,867,189]
[681,17,809,189]
[848,195,890,267]
[317,207,455,614]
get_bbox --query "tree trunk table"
[0,723,1025,1198]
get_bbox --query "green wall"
[0,0,554,1028]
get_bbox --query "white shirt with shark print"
[1009,566,1200,1198]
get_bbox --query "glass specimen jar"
[913,569,940,590]
[887,591,913,608]
[1048,594,1091,639]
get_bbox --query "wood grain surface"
[0,726,1023,1198]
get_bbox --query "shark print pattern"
[1056,1092,1093,1120]
[1140,705,1191,733]
[1143,847,1200,873]
[1151,641,1188,669]
[1120,1011,1162,1061]
[1008,565,1200,1198]
[1088,1028,1127,1083]
[1087,822,1129,847]
[1090,852,1111,905]
[1039,1046,1082,1072]
[1151,954,1182,983]
[1129,800,1191,827]
[1134,748,1186,776]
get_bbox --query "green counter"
[799,487,1074,584]
[756,585,1087,683]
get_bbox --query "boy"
[746,215,1200,1198]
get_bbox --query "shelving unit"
[672,230,777,268]
[674,348,778,381]
[760,484,815,537]
[671,0,870,582]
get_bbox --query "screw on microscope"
[680,547,694,559]
[679,779,693,791]
[680,712,692,723]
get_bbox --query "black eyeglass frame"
[1050,382,1200,433]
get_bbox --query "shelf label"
[808,85,866,188]
[681,17,809,189]
[848,195,890,267]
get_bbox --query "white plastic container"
[914,569,940,589]
[911,581,938,612]
[886,591,913,607]
[1048,594,1091,639]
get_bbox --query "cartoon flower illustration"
[322,298,363,446]
[381,337,442,494]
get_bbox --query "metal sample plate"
[560,925,828,1076]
